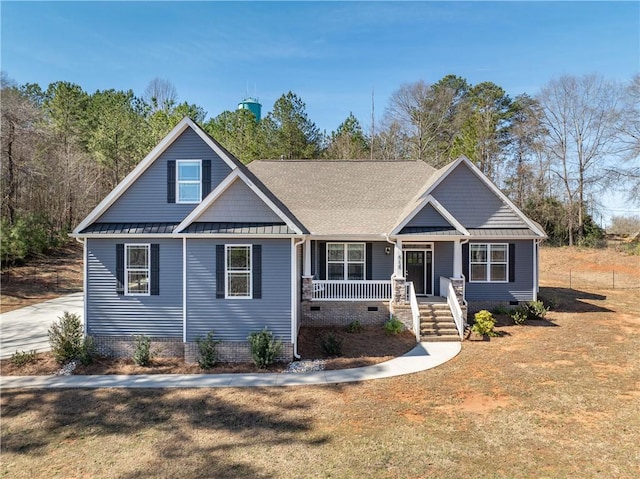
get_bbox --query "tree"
[324,112,369,159]
[262,92,322,159]
[537,74,625,244]
[204,108,264,163]
[143,77,178,113]
[613,74,640,205]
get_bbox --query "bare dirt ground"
[2,246,639,478]
[0,242,83,313]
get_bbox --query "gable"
[430,161,527,229]
[96,128,233,223]
[406,202,453,228]
[196,177,283,223]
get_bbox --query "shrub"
[471,310,498,337]
[77,336,97,366]
[248,328,282,369]
[491,305,511,315]
[196,331,220,369]
[10,349,37,367]
[526,300,549,320]
[48,312,85,364]
[384,316,404,335]
[511,308,528,325]
[132,335,153,366]
[346,320,364,333]
[321,332,343,357]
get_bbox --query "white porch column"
[303,237,311,276]
[394,239,404,278]
[453,240,462,278]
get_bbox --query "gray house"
[72,117,546,361]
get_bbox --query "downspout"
[292,236,306,359]
[74,237,88,336]
[533,238,542,301]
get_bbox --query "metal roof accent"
[399,226,464,235]
[80,222,179,234]
[466,228,538,237]
[183,222,296,235]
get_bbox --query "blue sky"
[2,1,639,217]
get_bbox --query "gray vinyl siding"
[86,238,183,337]
[465,240,535,302]
[186,238,291,342]
[370,242,394,280]
[433,242,454,296]
[97,128,232,223]
[406,203,452,228]
[431,162,527,228]
[197,178,282,223]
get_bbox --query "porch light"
[385,246,391,255]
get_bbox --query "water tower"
[237,97,262,121]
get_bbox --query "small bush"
[471,310,498,337]
[132,335,153,366]
[248,328,282,369]
[321,332,343,357]
[77,336,97,366]
[48,312,85,364]
[491,305,511,315]
[10,349,37,367]
[196,331,220,369]
[346,320,364,333]
[384,316,404,335]
[511,308,528,325]
[526,300,549,320]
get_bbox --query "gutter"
[292,236,306,359]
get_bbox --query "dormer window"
[176,160,201,203]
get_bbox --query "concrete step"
[421,333,461,342]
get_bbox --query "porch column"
[303,237,312,276]
[393,239,403,278]
[453,240,462,279]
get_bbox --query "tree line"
[1,72,638,264]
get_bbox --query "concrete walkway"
[0,293,84,359]
[0,342,461,389]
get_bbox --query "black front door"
[405,250,433,295]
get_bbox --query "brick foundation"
[467,300,526,316]
[93,336,184,358]
[301,301,390,327]
[389,303,413,331]
[185,341,294,364]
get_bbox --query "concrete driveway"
[0,293,83,359]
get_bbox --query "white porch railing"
[406,281,421,342]
[312,280,392,301]
[440,277,465,340]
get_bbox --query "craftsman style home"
[72,117,546,361]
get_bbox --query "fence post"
[569,269,572,290]
[613,270,615,289]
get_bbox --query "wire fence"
[1,267,80,292]
[541,268,639,290]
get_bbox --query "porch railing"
[406,281,421,342]
[440,277,465,340]
[312,280,392,301]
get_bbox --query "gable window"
[470,243,508,282]
[327,243,365,281]
[226,245,252,298]
[125,244,150,295]
[177,160,201,203]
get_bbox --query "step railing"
[312,280,393,301]
[406,281,421,342]
[440,277,465,340]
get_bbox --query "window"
[125,244,150,295]
[176,160,201,203]
[470,244,508,282]
[226,245,252,298]
[327,243,365,280]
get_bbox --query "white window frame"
[225,244,252,299]
[326,243,366,281]
[176,159,202,204]
[125,243,151,296]
[469,243,508,283]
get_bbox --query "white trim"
[183,237,187,343]
[468,243,509,283]
[175,159,202,204]
[224,244,252,299]
[326,242,366,281]
[73,117,240,235]
[174,170,303,235]
[392,194,469,236]
[82,238,88,334]
[124,243,151,296]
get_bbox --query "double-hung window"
[226,245,252,298]
[470,243,508,282]
[125,244,150,295]
[327,243,365,281]
[176,160,201,203]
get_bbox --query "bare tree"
[537,74,625,244]
[143,77,178,112]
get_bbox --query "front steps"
[418,301,461,342]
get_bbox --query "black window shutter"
[318,241,326,280]
[150,244,160,295]
[365,243,373,280]
[202,159,212,199]
[509,243,516,283]
[253,245,262,299]
[462,243,469,282]
[116,244,125,295]
[167,160,176,203]
[216,245,225,299]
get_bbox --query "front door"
[404,250,433,296]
